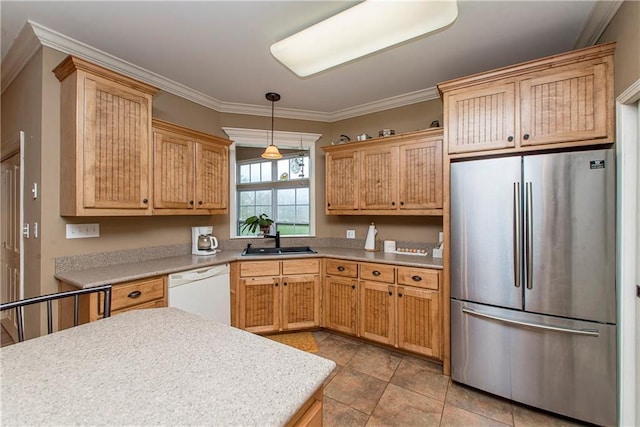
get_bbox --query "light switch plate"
[66,223,100,239]
[346,229,356,239]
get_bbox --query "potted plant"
[240,213,274,235]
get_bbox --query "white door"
[1,132,24,341]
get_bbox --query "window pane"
[256,190,272,205]
[239,164,250,183]
[277,206,295,223]
[250,164,261,182]
[277,188,295,205]
[296,206,309,223]
[240,191,255,205]
[239,206,255,221]
[277,159,289,180]
[296,188,309,204]
[261,162,272,182]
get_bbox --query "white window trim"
[223,127,322,239]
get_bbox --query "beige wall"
[598,0,640,96]
[2,47,448,309]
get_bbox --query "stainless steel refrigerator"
[450,148,616,426]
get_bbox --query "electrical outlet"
[66,223,100,239]
[346,229,356,239]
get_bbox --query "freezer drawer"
[451,300,617,426]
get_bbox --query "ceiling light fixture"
[270,0,458,77]
[261,92,283,160]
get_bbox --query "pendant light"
[261,92,283,159]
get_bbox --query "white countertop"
[55,247,443,289]
[0,308,335,426]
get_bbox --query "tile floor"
[310,330,590,427]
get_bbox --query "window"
[224,128,321,238]
[237,155,310,236]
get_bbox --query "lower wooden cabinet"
[322,276,358,335]
[325,260,442,359]
[58,275,167,329]
[235,258,442,360]
[359,281,395,345]
[238,260,320,333]
[396,286,440,358]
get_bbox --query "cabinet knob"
[351,285,356,290]
[508,136,514,142]
[398,293,403,298]
[198,201,203,205]
[327,203,331,207]
[388,291,393,296]
[189,200,194,205]
[337,266,345,272]
[283,282,287,287]
[142,199,148,204]
[275,283,279,287]
[523,134,530,140]
[372,270,381,276]
[391,201,396,206]
[128,291,142,299]
[400,201,404,206]
[411,275,422,282]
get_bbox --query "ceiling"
[1,1,617,121]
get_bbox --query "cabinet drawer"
[99,276,165,314]
[325,259,358,278]
[282,259,320,275]
[360,263,395,284]
[397,267,439,290]
[240,261,280,277]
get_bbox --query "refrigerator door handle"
[513,182,521,288]
[462,307,600,337]
[524,182,533,290]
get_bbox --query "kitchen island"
[0,308,335,426]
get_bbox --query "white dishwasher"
[168,263,231,325]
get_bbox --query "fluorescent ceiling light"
[271,0,458,77]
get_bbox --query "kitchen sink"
[241,246,317,256]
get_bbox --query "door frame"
[1,131,25,341]
[616,78,639,427]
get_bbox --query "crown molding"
[2,20,439,120]
[574,0,623,49]
[1,23,41,94]
[222,127,322,148]
[617,78,640,105]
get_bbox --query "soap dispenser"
[364,223,378,251]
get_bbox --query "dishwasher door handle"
[169,264,230,286]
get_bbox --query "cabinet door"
[195,142,228,210]
[83,74,152,209]
[240,277,279,333]
[282,275,320,330]
[520,62,609,147]
[153,130,194,209]
[359,281,395,345]
[399,140,443,209]
[326,151,359,211]
[397,286,440,357]
[322,276,357,335]
[446,82,516,154]
[360,147,398,210]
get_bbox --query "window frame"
[224,127,321,239]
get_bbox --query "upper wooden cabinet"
[322,128,443,215]
[438,43,615,157]
[54,56,159,216]
[152,119,231,215]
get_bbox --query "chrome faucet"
[264,231,280,248]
